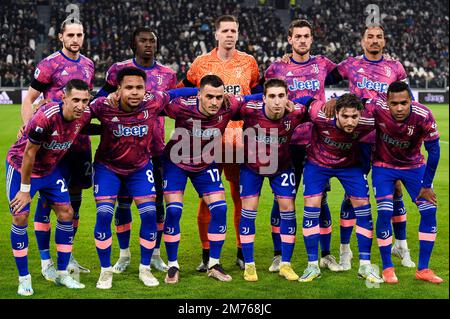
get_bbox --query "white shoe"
[196,260,208,272]
[339,250,353,271]
[320,255,344,272]
[67,255,90,274]
[18,275,34,296]
[391,245,416,268]
[96,270,113,289]
[358,264,384,284]
[268,255,281,272]
[41,262,58,282]
[56,273,85,289]
[112,256,131,274]
[151,255,169,272]
[139,267,159,287]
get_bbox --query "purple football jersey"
[238,101,308,176]
[33,50,95,153]
[164,95,245,172]
[89,92,170,175]
[105,59,177,157]
[307,100,375,168]
[366,99,439,169]
[337,55,407,144]
[266,55,336,146]
[7,102,91,177]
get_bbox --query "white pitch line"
[440,140,449,144]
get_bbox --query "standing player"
[6,79,91,296]
[178,15,260,271]
[264,19,342,272]
[326,24,414,269]
[299,94,382,284]
[96,27,177,273]
[237,79,309,281]
[368,82,442,284]
[21,18,94,279]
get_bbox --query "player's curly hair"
[335,94,364,112]
[130,27,159,54]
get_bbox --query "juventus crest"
[284,120,291,131]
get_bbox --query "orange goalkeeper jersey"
[179,48,260,148]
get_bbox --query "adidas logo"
[219,183,224,188]
[61,70,69,76]
[51,130,59,136]
[0,91,13,104]
[151,186,155,191]
[357,68,365,73]
[323,130,330,135]
[286,71,294,76]
[111,116,119,122]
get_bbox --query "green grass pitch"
[0,103,448,299]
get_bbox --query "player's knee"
[117,196,133,206]
[165,202,183,224]
[13,213,29,227]
[304,196,321,208]
[55,205,74,222]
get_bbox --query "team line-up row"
[6,15,443,296]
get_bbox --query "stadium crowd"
[1,0,448,88]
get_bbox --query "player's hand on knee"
[416,187,437,206]
[10,191,31,214]
[106,91,120,108]
[322,98,337,118]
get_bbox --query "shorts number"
[146,170,154,183]
[281,173,295,187]
[84,161,92,176]
[207,169,220,182]
[56,179,68,193]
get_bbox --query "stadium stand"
[1,0,448,88]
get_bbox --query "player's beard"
[293,46,310,57]
[64,42,81,54]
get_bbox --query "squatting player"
[96,27,177,274]
[178,15,260,271]
[237,79,310,282]
[20,18,94,279]
[6,79,91,296]
[264,19,343,273]
[91,68,176,289]
[326,24,413,269]
[368,82,442,284]
[299,94,383,284]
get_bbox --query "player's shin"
[70,193,82,237]
[392,195,407,242]
[353,204,373,263]
[115,197,133,252]
[55,219,74,271]
[164,202,183,267]
[376,199,394,269]
[11,223,29,277]
[417,201,437,270]
[319,196,332,257]
[137,202,157,266]
[94,202,114,268]
[239,208,257,264]
[34,196,52,264]
[270,199,282,256]
[280,210,296,263]
[303,206,321,263]
[340,197,356,246]
[207,200,228,268]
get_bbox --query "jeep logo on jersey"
[224,84,241,95]
[356,77,388,93]
[113,124,149,137]
[288,79,320,92]
[42,140,73,150]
